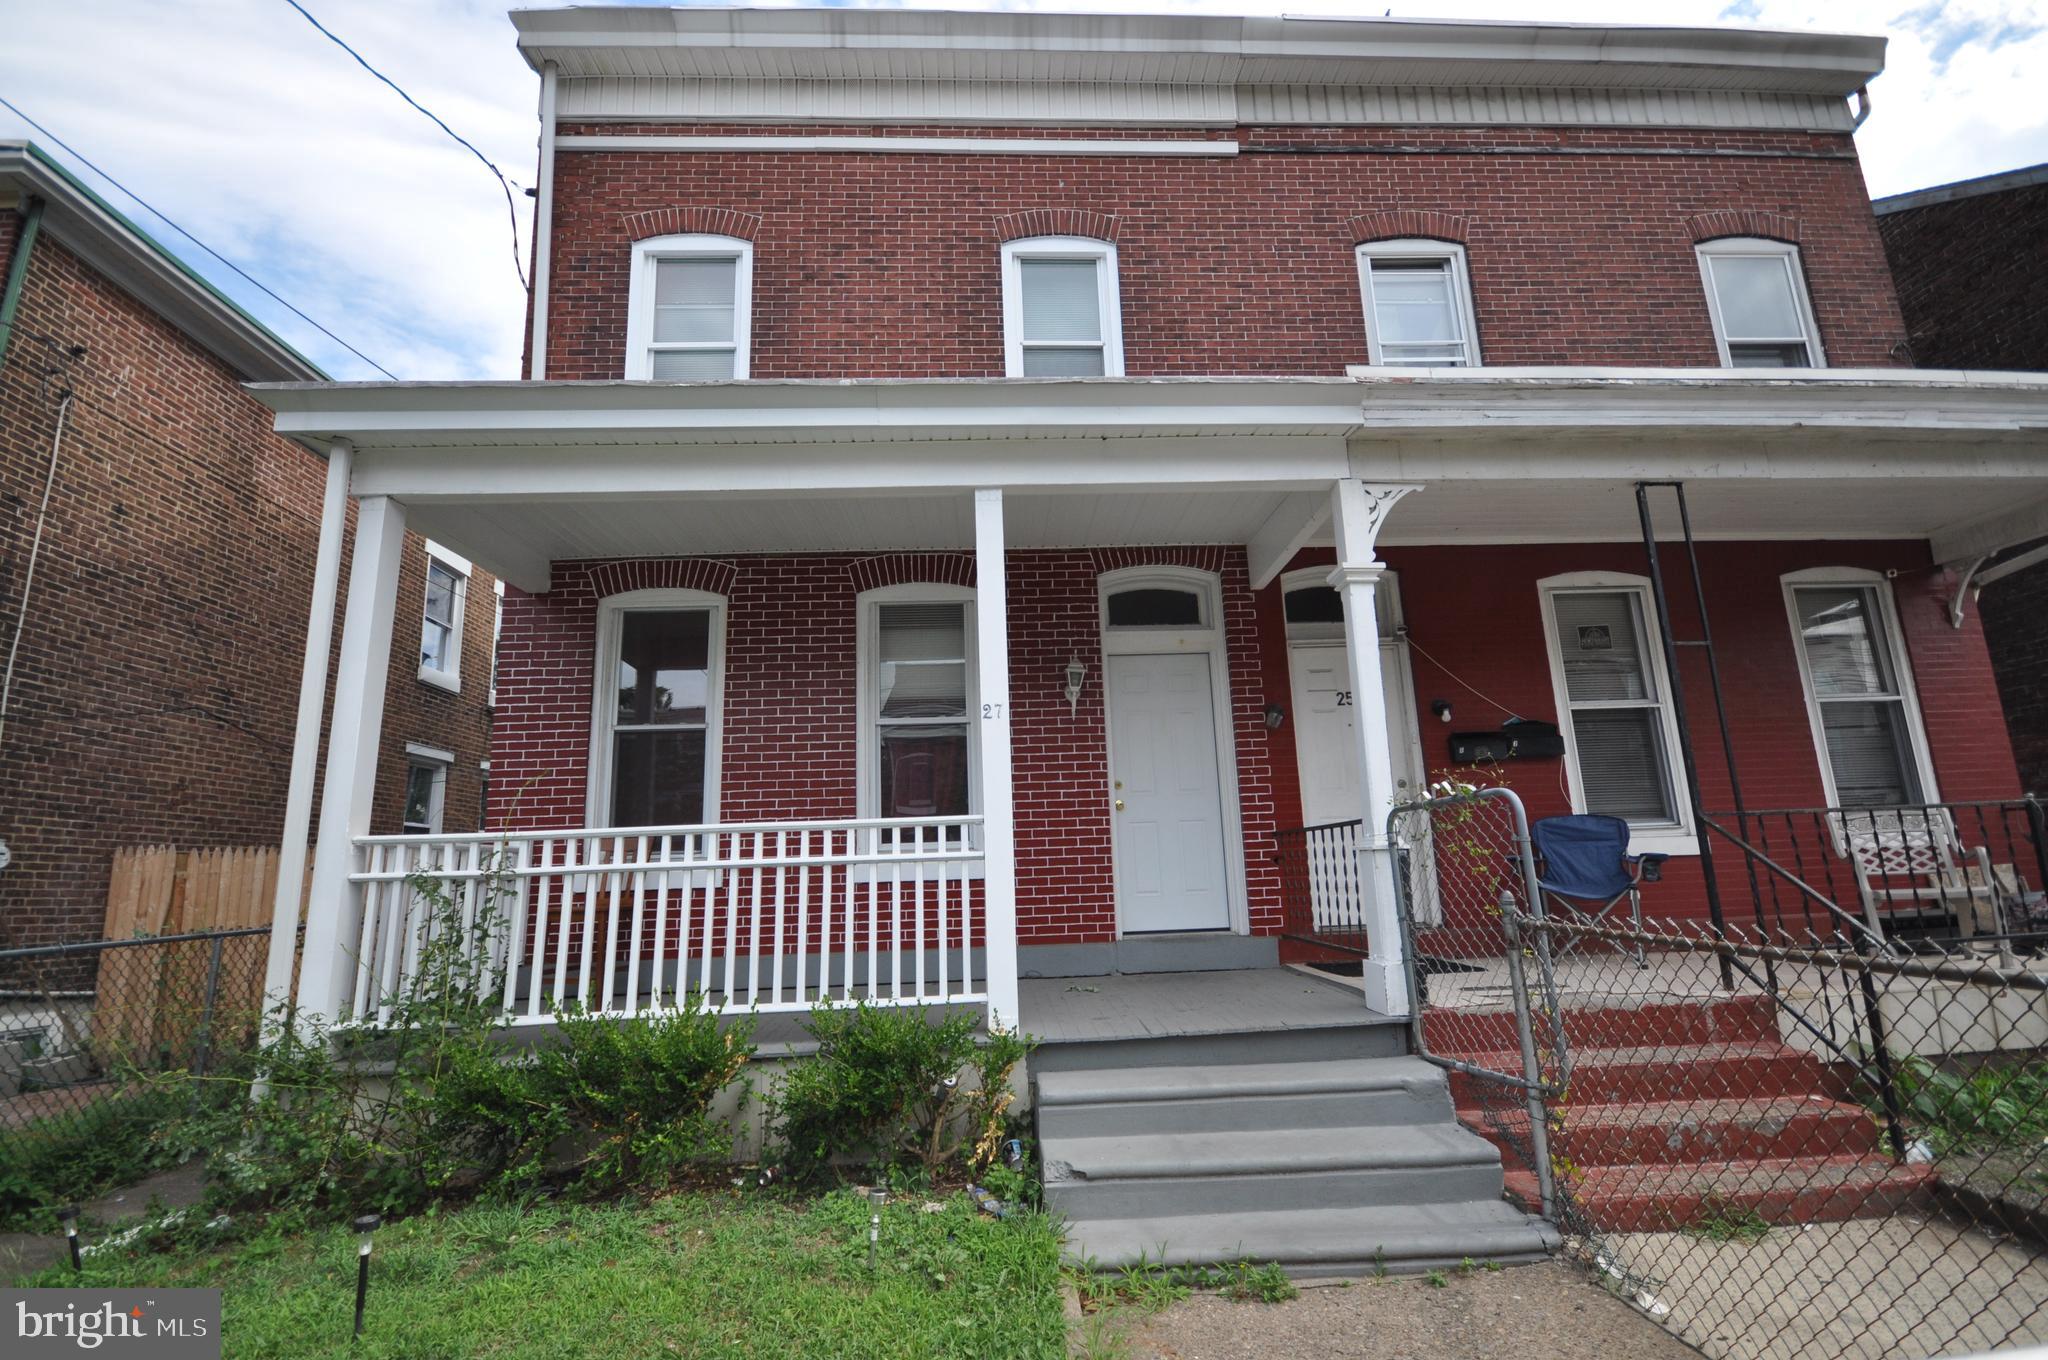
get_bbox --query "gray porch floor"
[1019,966,1396,1044]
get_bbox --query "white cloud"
[4,0,2042,381]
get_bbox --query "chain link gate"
[1388,786,1569,1226]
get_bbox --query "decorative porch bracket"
[1328,479,1421,1017]
[975,488,1023,1032]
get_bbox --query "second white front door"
[1107,651,1232,934]
[1288,640,1424,828]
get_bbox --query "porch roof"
[244,371,2048,592]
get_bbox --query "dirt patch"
[1115,1260,1699,1360]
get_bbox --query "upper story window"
[1782,570,1933,809]
[1355,240,1480,367]
[1001,237,1123,377]
[419,541,470,694]
[625,234,754,380]
[1695,238,1824,369]
[1539,573,1694,854]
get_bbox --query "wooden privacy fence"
[95,846,307,1068]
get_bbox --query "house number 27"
[982,703,1005,719]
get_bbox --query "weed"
[1684,1196,1772,1245]
[1424,1269,1449,1288]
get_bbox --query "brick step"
[1443,1040,1842,1106]
[1456,1095,1884,1169]
[1421,994,1780,1053]
[1504,1156,1935,1232]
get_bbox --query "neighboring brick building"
[1876,164,2048,794]
[0,142,496,948]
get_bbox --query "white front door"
[1288,641,1423,827]
[1107,651,1232,934]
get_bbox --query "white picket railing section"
[345,817,985,1025]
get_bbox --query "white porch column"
[261,439,353,1022]
[1328,479,1421,1017]
[973,488,1021,1032]
[298,494,409,1025]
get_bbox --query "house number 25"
[1334,691,1353,707]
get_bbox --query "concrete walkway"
[0,1159,207,1280]
[1119,1260,1699,1359]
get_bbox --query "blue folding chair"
[1530,815,1668,967]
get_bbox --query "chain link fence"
[1380,787,2048,1360]
[1,928,273,1217]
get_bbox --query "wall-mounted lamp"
[1063,658,1088,716]
[1264,702,1287,731]
[1431,699,1454,724]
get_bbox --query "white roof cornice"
[511,7,1885,98]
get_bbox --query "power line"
[0,94,397,379]
[280,0,529,293]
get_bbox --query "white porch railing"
[345,817,985,1025]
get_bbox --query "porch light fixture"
[1263,702,1286,731]
[1063,658,1088,716]
[1432,700,1454,724]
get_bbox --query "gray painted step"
[1029,1019,1405,1074]
[1045,1123,1505,1219]
[1066,1200,1560,1275]
[1036,1055,1454,1137]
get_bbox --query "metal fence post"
[187,932,226,1112]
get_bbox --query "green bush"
[529,999,754,1191]
[0,1084,201,1227]
[770,1001,1032,1183]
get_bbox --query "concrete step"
[1460,1095,1884,1170]
[1506,1155,1935,1232]
[1035,1056,1454,1138]
[1421,995,1781,1053]
[1065,1199,1560,1275]
[1030,1018,1406,1075]
[1443,1040,1837,1106]
[1045,1123,1505,1220]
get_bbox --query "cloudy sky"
[2,0,2042,381]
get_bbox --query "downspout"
[1850,84,1872,131]
[0,195,47,366]
[529,62,557,380]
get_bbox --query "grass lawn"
[12,1190,1068,1360]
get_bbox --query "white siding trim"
[559,135,1238,156]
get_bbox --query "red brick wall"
[1270,540,2021,926]
[0,219,493,946]
[540,123,1908,380]
[1877,180,2048,795]
[491,548,1283,946]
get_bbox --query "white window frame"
[1000,236,1124,378]
[856,583,981,824]
[418,540,470,694]
[488,579,505,708]
[1355,239,1482,368]
[585,587,728,828]
[1695,237,1826,369]
[402,744,453,836]
[623,234,754,380]
[1780,568,1939,810]
[1537,572,1696,857]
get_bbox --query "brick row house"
[1875,164,2048,796]
[250,10,2048,1268]
[0,142,497,955]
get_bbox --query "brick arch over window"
[619,207,763,242]
[992,210,1120,244]
[1347,209,1471,245]
[1685,210,1803,244]
[847,553,975,593]
[1089,547,1234,576]
[582,558,739,600]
